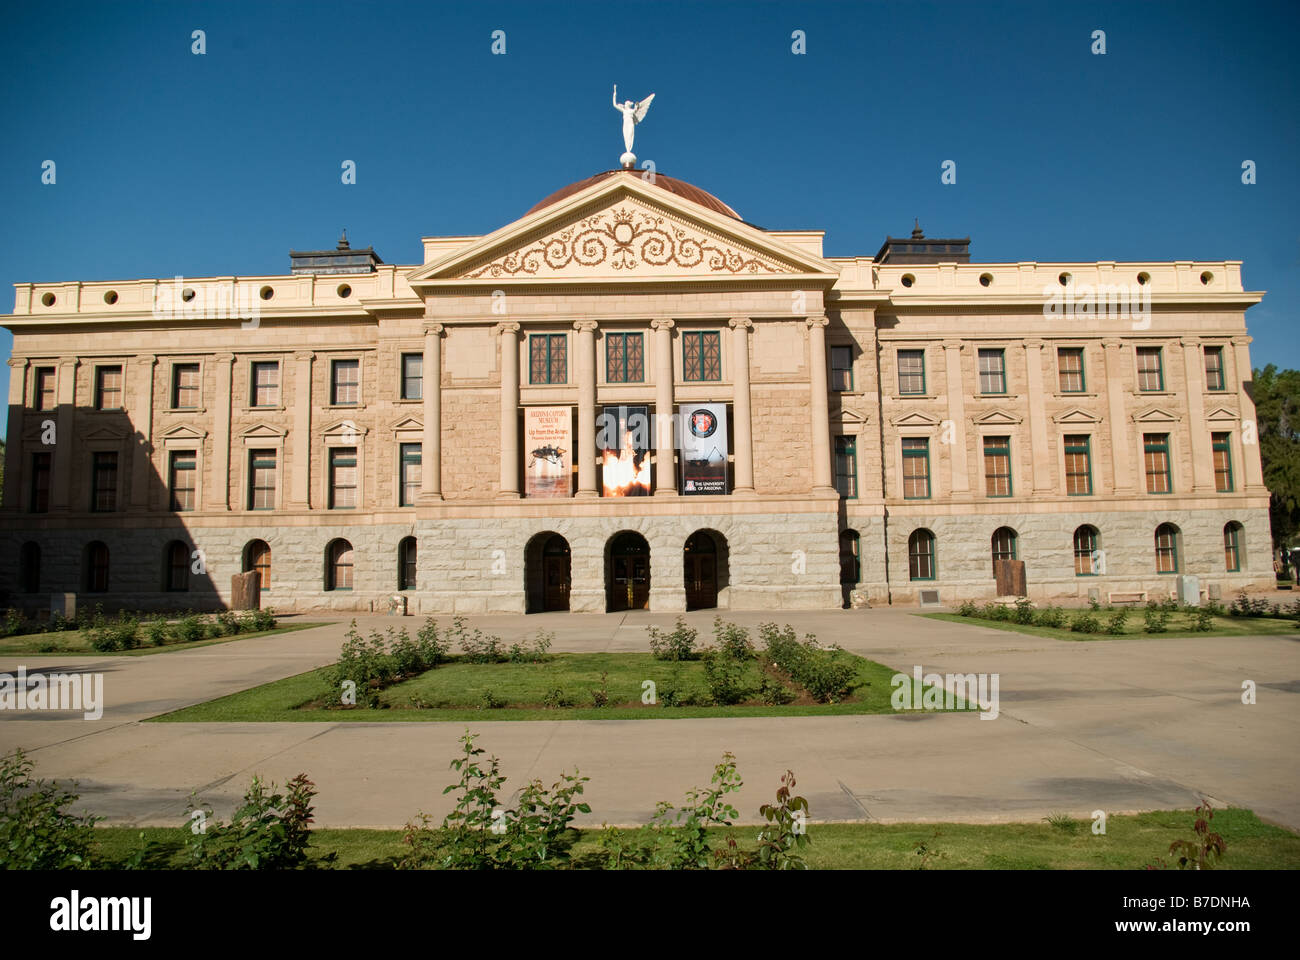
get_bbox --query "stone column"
[209,354,234,510]
[730,318,757,495]
[1101,339,1132,494]
[4,358,26,511]
[51,359,79,512]
[128,355,156,510]
[288,351,314,509]
[942,340,969,494]
[652,318,677,496]
[1180,337,1213,492]
[1022,340,1051,494]
[574,320,599,498]
[496,322,521,498]
[420,323,443,501]
[805,316,834,494]
[1233,336,1265,490]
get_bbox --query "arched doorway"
[607,531,650,611]
[684,531,718,610]
[526,533,571,612]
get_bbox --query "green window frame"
[1155,524,1179,574]
[1137,347,1164,392]
[1073,526,1099,576]
[1223,523,1242,572]
[250,361,279,407]
[400,443,422,507]
[91,452,118,512]
[1057,347,1086,393]
[977,348,1006,395]
[991,527,1018,576]
[1212,432,1234,492]
[171,363,200,409]
[683,331,722,382]
[1143,433,1172,494]
[401,353,423,400]
[331,359,360,405]
[901,437,931,500]
[248,450,277,510]
[329,447,358,509]
[529,334,568,385]
[830,346,854,392]
[94,365,123,410]
[1064,434,1093,496]
[908,529,936,581]
[834,436,858,499]
[1204,346,1226,392]
[983,436,1012,497]
[169,450,197,512]
[897,349,926,395]
[605,332,645,383]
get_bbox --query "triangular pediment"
[890,410,942,428]
[1052,407,1102,425]
[160,423,208,442]
[973,408,1023,426]
[407,172,838,285]
[835,404,870,425]
[321,418,370,440]
[389,415,423,433]
[239,422,288,440]
[82,425,129,442]
[1205,406,1239,422]
[1133,406,1179,423]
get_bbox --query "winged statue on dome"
[613,85,654,169]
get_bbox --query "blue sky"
[2,0,1296,433]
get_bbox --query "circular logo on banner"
[689,409,717,438]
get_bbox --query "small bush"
[589,672,610,709]
[1069,612,1101,634]
[1035,605,1066,628]
[508,630,554,663]
[542,687,574,709]
[185,773,317,870]
[956,600,980,618]
[647,618,699,661]
[216,611,241,636]
[455,618,506,663]
[415,617,448,667]
[759,677,796,705]
[1105,610,1130,635]
[251,608,277,632]
[175,615,205,644]
[1191,607,1215,632]
[702,651,750,706]
[0,748,99,869]
[1012,598,1035,625]
[983,603,1012,622]
[1143,606,1171,634]
[477,689,506,710]
[146,619,168,646]
[712,618,755,660]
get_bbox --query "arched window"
[165,540,190,591]
[839,530,861,585]
[85,541,110,593]
[398,537,418,591]
[19,542,40,593]
[244,540,271,591]
[908,529,936,581]
[1223,522,1244,572]
[990,527,1018,575]
[1155,524,1180,574]
[327,539,354,591]
[1073,525,1099,576]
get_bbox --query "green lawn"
[924,611,1297,641]
[0,621,328,656]
[151,650,947,722]
[85,807,1300,869]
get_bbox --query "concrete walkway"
[1,609,1297,830]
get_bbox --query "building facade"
[0,170,1274,613]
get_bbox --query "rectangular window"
[172,363,200,409]
[983,436,1012,497]
[1137,346,1164,392]
[529,334,568,385]
[1064,434,1093,496]
[29,452,51,513]
[1144,433,1172,494]
[605,333,645,383]
[34,367,56,412]
[1224,525,1241,572]
[901,437,931,500]
[91,452,118,511]
[331,359,360,405]
[400,443,422,507]
[683,331,722,382]
[1057,348,1086,393]
[897,349,926,395]
[251,362,279,407]
[249,450,277,510]
[830,346,854,392]
[401,353,423,400]
[95,366,123,410]
[169,450,197,511]
[1204,346,1226,391]
[1212,432,1234,493]
[329,447,358,509]
[977,348,1006,394]
[834,436,858,498]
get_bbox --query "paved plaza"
[1,609,1296,830]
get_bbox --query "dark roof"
[526,170,743,221]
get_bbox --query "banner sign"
[679,403,728,495]
[524,406,572,498]
[598,404,651,497]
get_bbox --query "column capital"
[803,315,829,329]
[1023,338,1045,350]
[1178,336,1201,348]
[728,317,753,331]
[422,321,445,336]
[1100,338,1124,350]
[1231,335,1253,346]
[6,357,27,369]
[494,321,521,336]
[573,319,598,333]
[212,353,236,364]
[941,339,965,351]
[293,350,315,362]
[57,357,80,369]
[132,354,157,366]
[650,318,675,331]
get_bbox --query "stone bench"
[1107,590,1148,605]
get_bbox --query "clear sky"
[2,0,1296,434]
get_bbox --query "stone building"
[0,169,1274,613]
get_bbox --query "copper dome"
[525,170,742,221]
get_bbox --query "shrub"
[86,614,140,652]
[454,617,506,663]
[542,687,574,709]
[146,619,168,646]
[251,608,276,632]
[1143,606,1171,634]
[759,677,796,705]
[1012,598,1035,625]
[1105,610,1129,635]
[754,770,811,870]
[477,689,506,710]
[647,617,699,661]
[174,614,205,644]
[712,618,755,660]
[508,630,554,663]
[956,600,980,618]
[648,753,744,870]
[982,602,1011,622]
[702,651,750,706]
[0,608,25,638]
[1191,607,1215,632]
[389,627,423,677]
[759,623,857,703]
[1035,605,1066,628]
[184,773,317,870]
[1069,612,1101,634]
[0,748,98,869]
[216,611,241,636]
[589,672,610,709]
[415,617,448,667]
[1148,801,1227,871]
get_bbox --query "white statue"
[613,85,654,168]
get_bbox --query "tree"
[1252,365,1300,552]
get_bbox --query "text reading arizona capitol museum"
[1,156,1274,615]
